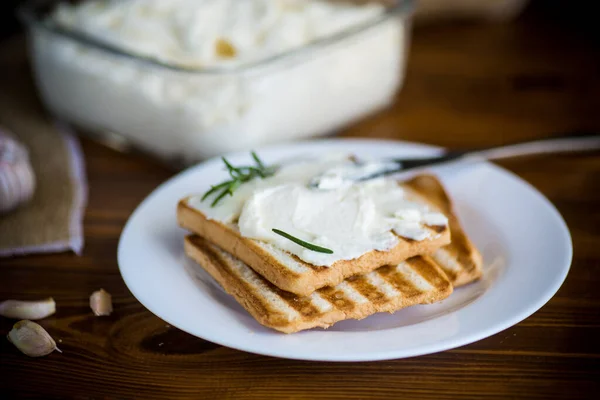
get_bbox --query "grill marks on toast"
[431,246,482,287]
[210,243,302,322]
[272,287,324,317]
[431,249,460,282]
[377,264,422,298]
[319,286,359,312]
[185,236,453,333]
[351,274,389,306]
[404,175,483,287]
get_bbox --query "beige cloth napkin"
[0,38,87,256]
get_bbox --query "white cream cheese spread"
[310,159,401,190]
[51,0,385,68]
[32,0,405,162]
[188,155,449,267]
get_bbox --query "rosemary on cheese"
[202,152,275,207]
[272,229,334,254]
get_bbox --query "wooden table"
[2,12,599,400]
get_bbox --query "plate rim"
[117,138,573,362]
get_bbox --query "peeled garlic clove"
[7,320,61,357]
[0,298,56,320]
[0,129,36,215]
[90,289,113,316]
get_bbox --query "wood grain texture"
[1,9,600,400]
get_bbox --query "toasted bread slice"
[178,174,481,294]
[403,175,483,286]
[185,235,453,333]
[178,201,450,296]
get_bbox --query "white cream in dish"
[51,0,385,68]
[188,155,448,267]
[28,0,407,162]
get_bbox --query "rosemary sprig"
[202,152,274,207]
[272,229,334,254]
[252,151,265,170]
[201,181,231,202]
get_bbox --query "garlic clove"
[0,129,36,215]
[0,298,56,320]
[7,320,61,357]
[90,289,113,316]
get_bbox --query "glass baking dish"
[20,0,414,166]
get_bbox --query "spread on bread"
[188,154,449,267]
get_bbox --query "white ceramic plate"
[118,139,572,362]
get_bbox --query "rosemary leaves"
[202,152,275,207]
[271,229,334,254]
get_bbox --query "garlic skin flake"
[7,320,61,357]
[90,289,113,316]
[0,298,56,320]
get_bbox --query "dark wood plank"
[1,7,600,400]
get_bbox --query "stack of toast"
[178,174,482,333]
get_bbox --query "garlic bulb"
[0,298,56,320]
[0,129,36,215]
